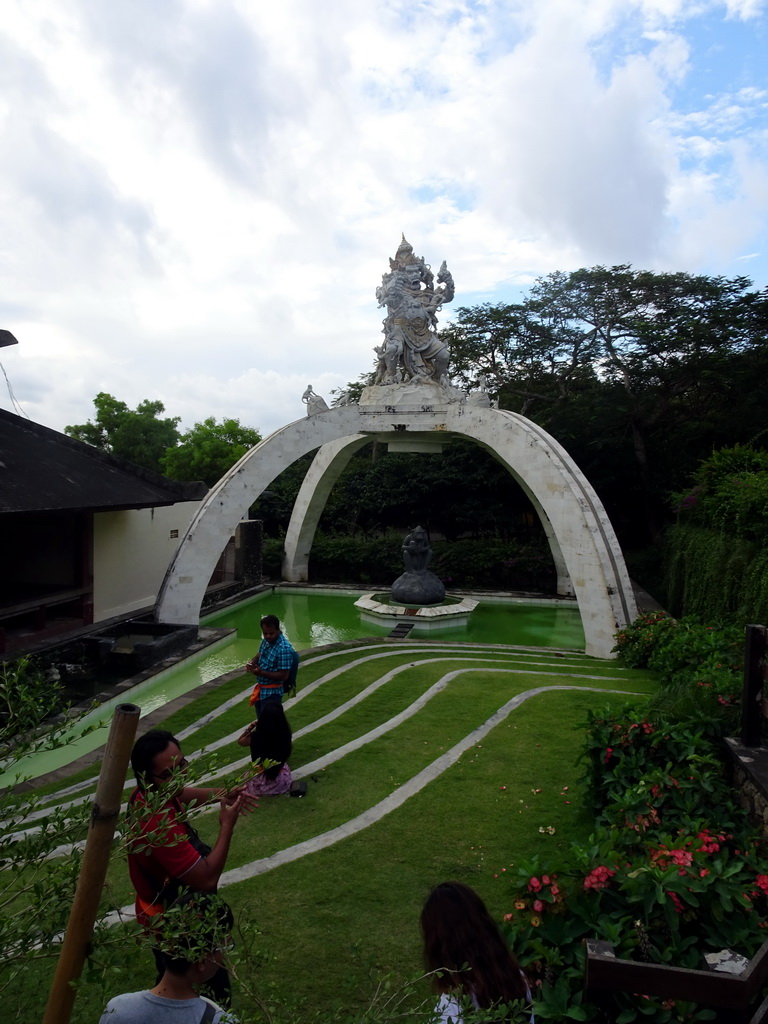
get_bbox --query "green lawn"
[5,641,656,1023]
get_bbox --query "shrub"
[0,656,65,746]
[611,611,676,669]
[263,534,557,591]
[497,609,768,1023]
[665,444,768,621]
[673,444,768,539]
[500,707,768,1022]
[431,539,556,590]
[664,524,768,623]
[611,611,743,683]
[612,613,743,732]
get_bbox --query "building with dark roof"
[0,408,208,653]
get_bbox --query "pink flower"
[670,850,693,867]
[667,891,684,914]
[533,900,543,912]
[528,876,542,892]
[700,869,709,878]
[542,875,550,885]
[584,866,615,891]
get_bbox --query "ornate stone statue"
[302,385,329,416]
[391,525,446,606]
[403,526,433,574]
[374,235,454,386]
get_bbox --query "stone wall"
[726,737,768,837]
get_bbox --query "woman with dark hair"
[420,881,533,1023]
[237,701,293,796]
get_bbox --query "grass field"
[6,639,657,1023]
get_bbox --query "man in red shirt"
[127,729,252,1005]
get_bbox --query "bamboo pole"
[42,702,141,1024]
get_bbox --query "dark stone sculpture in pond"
[391,526,446,605]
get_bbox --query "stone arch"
[282,434,574,595]
[155,402,636,658]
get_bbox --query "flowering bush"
[613,613,741,683]
[612,613,743,736]
[612,610,677,668]
[498,705,768,1022]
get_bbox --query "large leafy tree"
[65,392,180,475]
[309,440,536,540]
[161,417,262,488]
[443,267,768,541]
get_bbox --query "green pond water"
[207,589,585,652]
[1,589,583,787]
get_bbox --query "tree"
[161,417,262,488]
[443,268,768,542]
[65,393,180,475]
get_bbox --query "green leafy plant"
[612,611,676,669]
[499,700,768,1022]
[0,656,66,747]
[612,614,742,732]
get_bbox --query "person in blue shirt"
[245,614,295,718]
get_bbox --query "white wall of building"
[92,501,202,621]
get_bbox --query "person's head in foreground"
[156,892,234,988]
[420,881,529,1009]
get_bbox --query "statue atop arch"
[374,235,454,386]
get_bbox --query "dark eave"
[0,408,208,515]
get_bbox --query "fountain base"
[355,592,478,632]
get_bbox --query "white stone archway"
[155,393,637,658]
[282,432,575,596]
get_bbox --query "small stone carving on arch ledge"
[301,384,330,416]
[465,373,492,409]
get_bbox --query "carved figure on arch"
[301,385,329,417]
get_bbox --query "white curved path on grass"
[93,643,642,925]
[9,642,645,930]
[220,681,636,886]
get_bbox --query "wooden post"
[740,625,767,747]
[42,702,141,1024]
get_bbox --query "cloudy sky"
[1,0,766,442]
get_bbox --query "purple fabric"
[245,762,292,797]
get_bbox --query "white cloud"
[0,0,766,441]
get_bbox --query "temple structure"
[155,238,637,658]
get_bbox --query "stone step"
[387,622,415,639]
